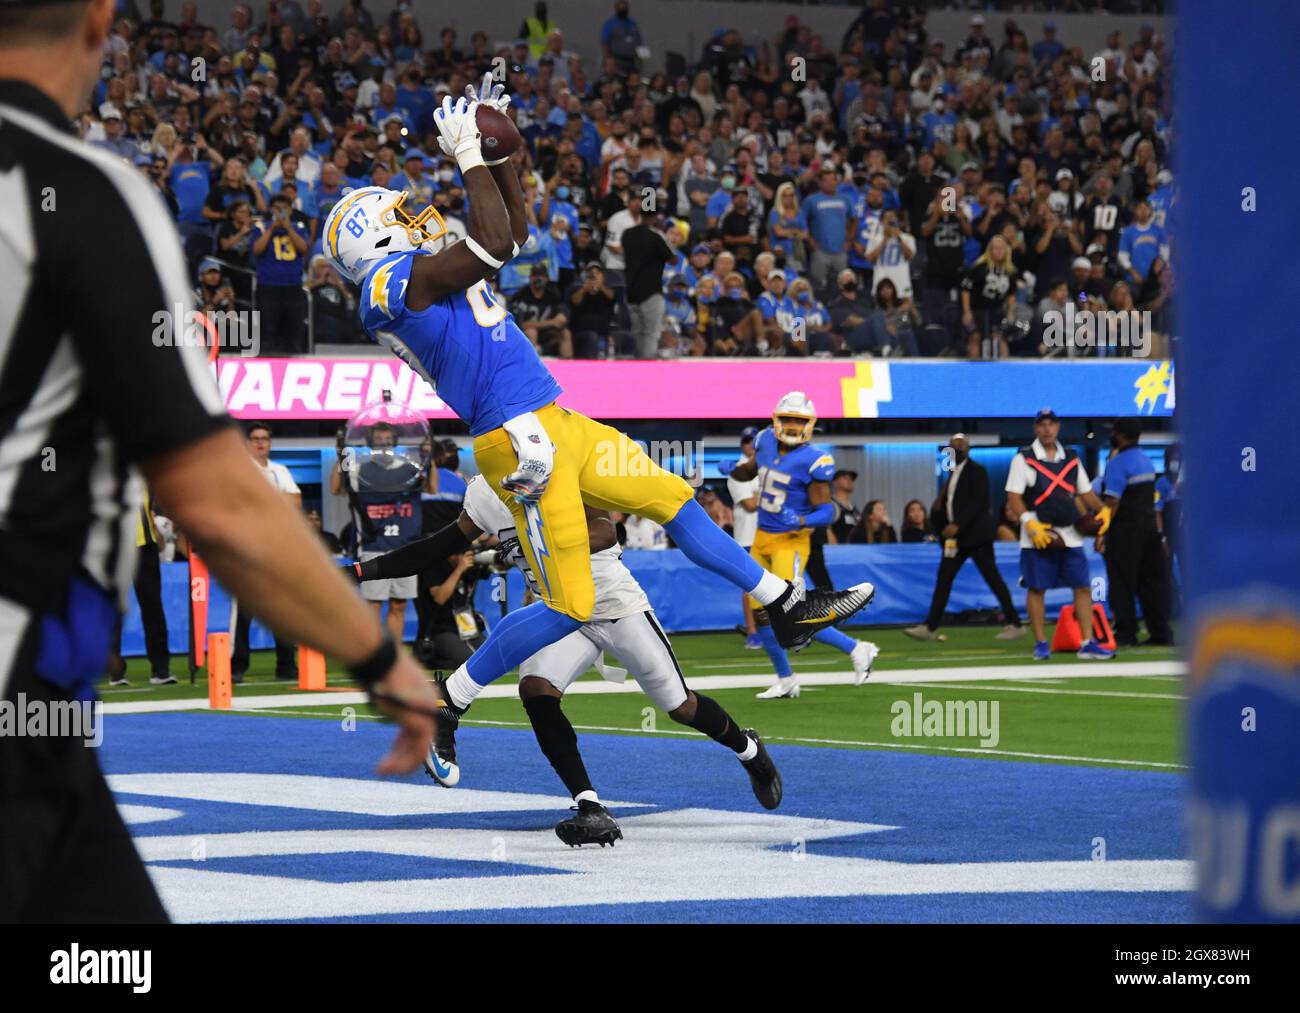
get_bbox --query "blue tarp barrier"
[120,545,1107,656]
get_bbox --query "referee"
[0,0,438,923]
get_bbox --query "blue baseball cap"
[198,257,222,275]
[740,426,758,446]
[691,243,711,256]
[1035,407,1059,422]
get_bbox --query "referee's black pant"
[1104,525,1174,645]
[0,652,168,922]
[924,540,1021,631]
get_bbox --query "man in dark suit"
[905,435,1025,641]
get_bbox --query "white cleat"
[756,679,800,700]
[850,641,879,686]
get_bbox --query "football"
[476,104,523,160]
[1074,511,1105,536]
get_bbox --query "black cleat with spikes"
[555,799,623,847]
[424,678,466,787]
[740,730,782,810]
[766,581,875,652]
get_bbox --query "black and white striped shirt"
[0,81,229,646]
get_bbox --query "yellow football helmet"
[773,391,817,446]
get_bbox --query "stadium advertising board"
[217,358,1175,421]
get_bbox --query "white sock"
[575,789,601,804]
[750,571,788,606]
[444,665,483,710]
[736,736,758,761]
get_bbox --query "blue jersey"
[752,427,836,533]
[359,251,563,437]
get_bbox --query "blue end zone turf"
[99,713,1189,923]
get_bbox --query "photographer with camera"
[416,545,489,670]
[253,192,309,354]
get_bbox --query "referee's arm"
[64,144,438,776]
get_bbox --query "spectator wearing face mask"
[829,270,873,355]
[663,274,704,357]
[705,168,739,230]
[756,269,795,352]
[786,277,834,356]
[709,271,770,356]
[510,264,574,358]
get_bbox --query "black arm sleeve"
[354,519,472,581]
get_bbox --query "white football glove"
[465,72,513,166]
[500,412,554,502]
[434,95,484,174]
[466,71,511,113]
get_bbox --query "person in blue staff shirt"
[1098,419,1174,647]
[1004,408,1115,661]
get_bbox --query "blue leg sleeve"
[464,601,582,686]
[756,625,793,679]
[814,627,858,654]
[663,498,765,591]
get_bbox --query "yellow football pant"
[748,528,810,610]
[473,403,694,621]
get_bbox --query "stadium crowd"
[83,0,1174,359]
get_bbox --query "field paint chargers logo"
[110,773,1190,922]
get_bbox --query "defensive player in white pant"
[346,475,783,846]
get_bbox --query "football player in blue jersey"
[326,77,874,785]
[728,393,879,699]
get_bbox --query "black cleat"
[740,730,782,810]
[555,800,623,847]
[424,680,465,787]
[766,581,875,652]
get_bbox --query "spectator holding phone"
[253,193,309,354]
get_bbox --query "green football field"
[101,627,1184,773]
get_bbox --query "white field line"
[902,682,1185,701]
[238,710,1182,770]
[99,660,1185,716]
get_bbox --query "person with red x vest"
[1005,408,1114,661]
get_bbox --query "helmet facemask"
[379,191,448,248]
[774,412,815,446]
